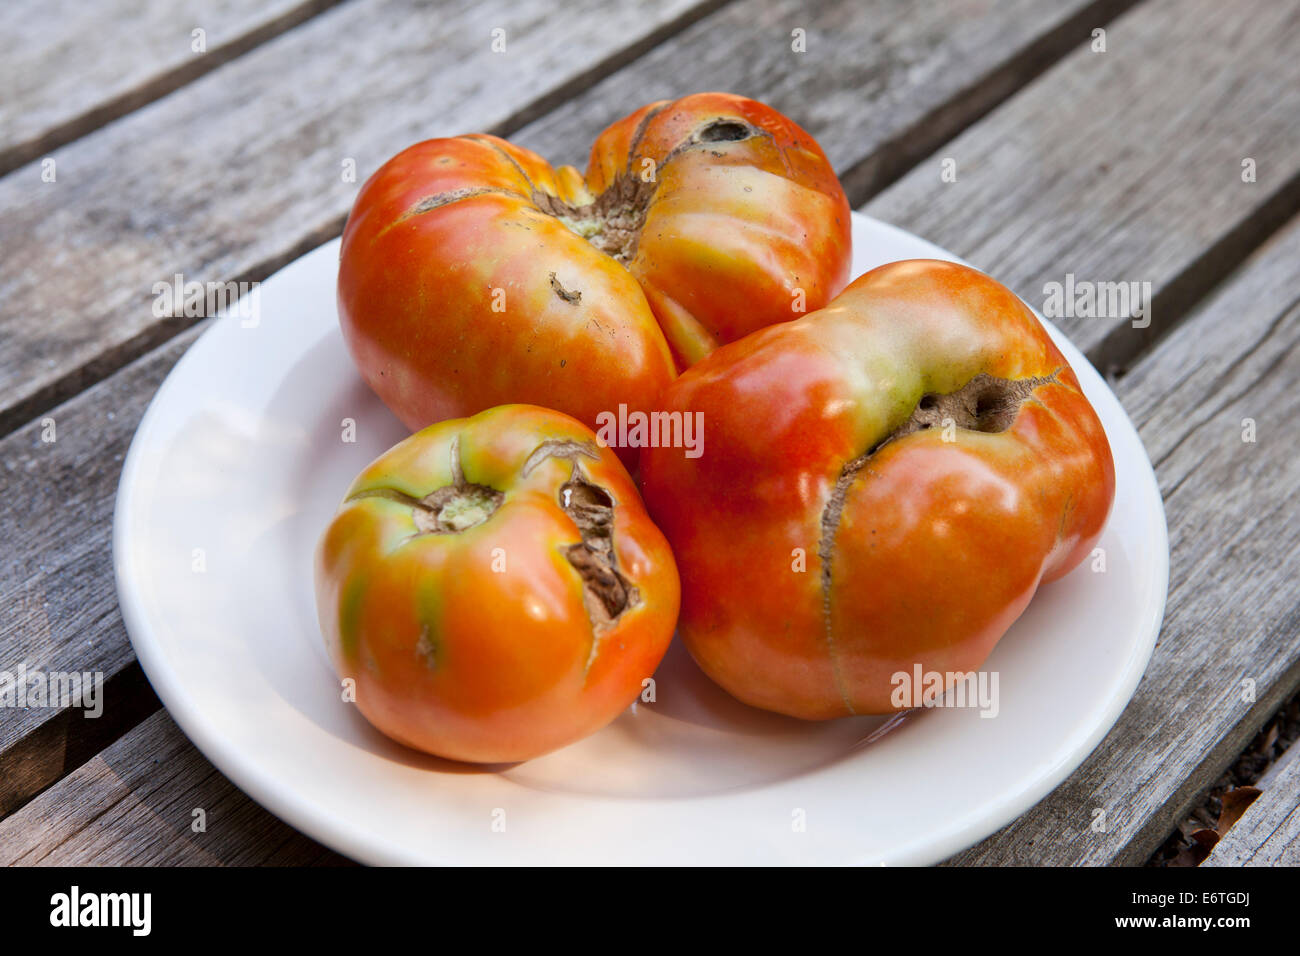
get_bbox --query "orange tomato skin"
[337,94,850,463]
[639,260,1115,719]
[315,405,679,762]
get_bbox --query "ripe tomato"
[640,260,1115,719]
[315,405,679,762]
[337,93,850,463]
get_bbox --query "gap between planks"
[0,0,350,178]
[1202,739,1300,866]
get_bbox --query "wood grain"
[0,0,1133,439]
[0,710,348,865]
[0,327,202,818]
[0,0,725,438]
[1202,745,1300,866]
[865,0,1300,376]
[0,0,346,176]
[512,0,1137,183]
[947,211,1300,866]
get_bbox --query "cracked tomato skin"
[639,260,1115,719]
[337,93,851,464]
[315,404,679,763]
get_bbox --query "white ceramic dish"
[113,213,1168,865]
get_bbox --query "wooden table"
[2,0,1297,867]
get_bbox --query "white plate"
[114,213,1168,865]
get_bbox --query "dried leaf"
[1216,786,1262,835]
[1192,828,1220,849]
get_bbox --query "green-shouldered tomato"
[640,260,1115,719]
[315,405,679,762]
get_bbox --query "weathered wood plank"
[0,327,202,818]
[0,710,348,865]
[1202,744,1300,866]
[865,0,1300,376]
[0,0,345,176]
[0,0,725,437]
[948,211,1300,866]
[513,0,1138,183]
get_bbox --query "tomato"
[314,405,679,762]
[337,93,851,464]
[639,260,1115,719]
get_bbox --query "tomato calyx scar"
[398,116,761,271]
[530,116,761,264]
[896,370,1061,441]
[344,435,505,535]
[532,174,655,265]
